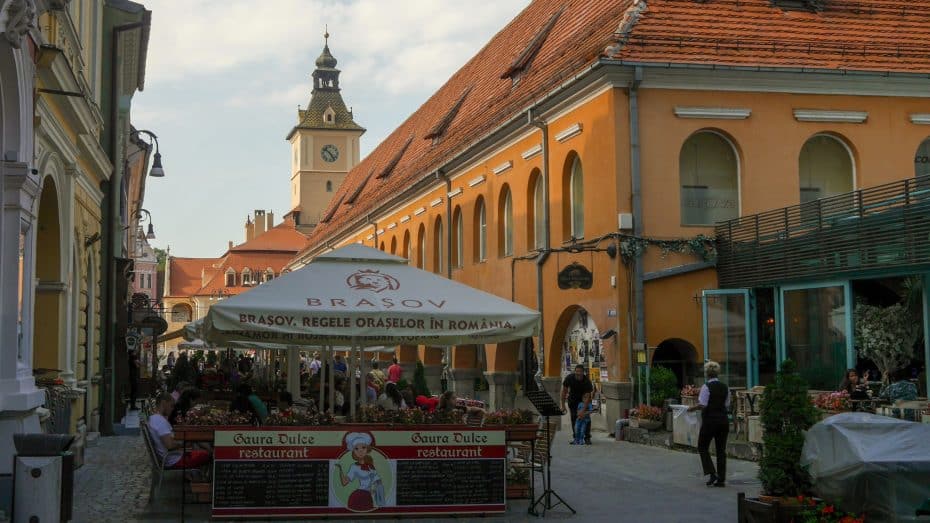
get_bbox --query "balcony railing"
[716,177,930,288]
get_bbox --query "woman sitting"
[838,369,869,400]
[880,369,918,403]
[436,391,486,419]
[377,382,407,410]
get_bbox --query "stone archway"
[548,305,602,378]
[652,338,699,389]
[33,177,63,374]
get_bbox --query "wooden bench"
[140,419,182,504]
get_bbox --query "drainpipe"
[629,66,645,380]
[530,110,550,387]
[369,214,377,246]
[101,20,145,436]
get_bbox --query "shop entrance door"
[702,289,754,388]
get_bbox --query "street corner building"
[0,0,153,513]
[289,0,930,433]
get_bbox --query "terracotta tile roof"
[229,217,310,253]
[305,0,630,247]
[303,0,930,253]
[167,219,309,298]
[607,0,930,73]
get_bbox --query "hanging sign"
[212,427,506,518]
[557,262,593,290]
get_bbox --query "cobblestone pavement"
[72,429,761,523]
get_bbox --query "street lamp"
[131,129,165,177]
[131,208,156,240]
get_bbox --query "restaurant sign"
[212,427,506,518]
[557,262,593,290]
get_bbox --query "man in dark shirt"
[561,364,594,444]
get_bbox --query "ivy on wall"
[616,233,716,265]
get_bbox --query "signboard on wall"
[557,262,593,290]
[212,427,506,518]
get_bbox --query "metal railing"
[716,177,930,288]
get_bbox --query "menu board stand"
[526,390,575,517]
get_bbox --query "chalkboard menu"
[212,427,507,519]
[213,460,328,508]
[396,459,505,506]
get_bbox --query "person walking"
[689,361,730,487]
[387,357,403,384]
[560,364,594,444]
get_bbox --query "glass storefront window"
[704,292,749,388]
[783,285,847,391]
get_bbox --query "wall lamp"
[132,208,156,240]
[131,129,165,177]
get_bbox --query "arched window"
[799,134,854,204]
[171,303,192,323]
[679,131,740,225]
[403,231,412,262]
[241,267,252,285]
[528,170,545,250]
[389,237,397,254]
[433,217,444,273]
[265,268,275,282]
[563,155,584,239]
[499,186,513,257]
[417,224,426,269]
[474,197,487,262]
[915,137,930,179]
[225,268,236,287]
[452,206,463,268]
[325,180,333,192]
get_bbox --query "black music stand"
[526,390,575,517]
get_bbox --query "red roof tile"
[230,217,310,253]
[303,0,930,253]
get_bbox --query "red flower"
[823,505,835,514]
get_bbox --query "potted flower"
[484,409,537,441]
[797,496,865,523]
[680,385,700,407]
[813,391,851,418]
[264,410,335,426]
[633,403,664,431]
[176,404,252,426]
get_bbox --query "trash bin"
[12,433,75,523]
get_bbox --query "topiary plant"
[413,360,431,397]
[759,359,818,497]
[649,365,679,407]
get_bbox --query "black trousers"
[698,419,728,479]
[568,403,591,441]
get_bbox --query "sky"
[134,0,531,258]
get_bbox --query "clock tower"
[286,31,365,232]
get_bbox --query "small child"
[572,392,593,445]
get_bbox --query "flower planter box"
[637,419,663,431]
[504,424,539,442]
[506,483,531,499]
[681,396,699,408]
[737,493,805,523]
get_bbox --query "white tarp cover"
[203,244,540,347]
[801,412,930,520]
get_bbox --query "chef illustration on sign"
[334,432,386,512]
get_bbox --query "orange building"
[290,0,930,429]
[162,211,310,355]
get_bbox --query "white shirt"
[309,359,321,375]
[347,463,379,490]
[148,414,181,467]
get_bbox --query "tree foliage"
[759,359,818,497]
[854,301,918,384]
[648,365,678,407]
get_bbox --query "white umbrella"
[203,244,539,413]
[203,244,540,347]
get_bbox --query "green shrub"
[649,365,678,407]
[759,359,818,497]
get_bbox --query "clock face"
[321,144,339,163]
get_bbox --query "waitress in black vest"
[688,361,730,487]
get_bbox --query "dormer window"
[265,268,275,282]
[225,268,236,287]
[324,107,336,125]
[241,268,252,286]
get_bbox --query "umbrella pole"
[319,350,326,412]
[287,348,300,400]
[360,347,368,407]
[328,346,335,415]
[349,345,357,419]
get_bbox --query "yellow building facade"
[296,0,930,429]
